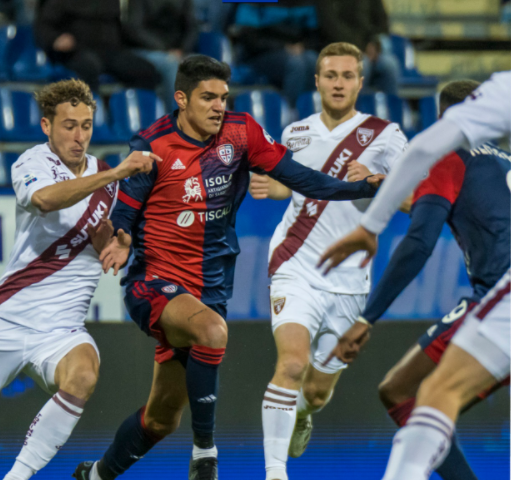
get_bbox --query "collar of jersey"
[172,109,215,149]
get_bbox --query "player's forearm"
[31,169,119,213]
[269,155,376,201]
[267,178,292,200]
[360,120,467,234]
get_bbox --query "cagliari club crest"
[217,144,234,165]
[357,127,375,147]
[273,297,286,315]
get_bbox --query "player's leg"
[262,279,322,480]
[383,275,510,480]
[83,359,188,480]
[6,331,99,480]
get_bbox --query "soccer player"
[326,80,510,480]
[0,79,158,480]
[248,42,407,480]
[320,71,511,479]
[72,54,383,480]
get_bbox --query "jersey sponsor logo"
[23,174,37,186]
[177,210,195,228]
[183,177,203,203]
[272,297,286,315]
[356,128,374,147]
[172,158,186,170]
[290,125,309,133]
[286,136,311,152]
[198,205,232,222]
[328,148,353,177]
[263,129,275,144]
[306,201,318,217]
[216,144,234,165]
[162,284,178,293]
[105,182,116,198]
[69,200,108,247]
[204,174,233,197]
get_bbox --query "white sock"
[296,388,333,419]
[192,444,218,460]
[5,390,84,479]
[262,383,298,480]
[89,462,102,480]
[382,406,454,480]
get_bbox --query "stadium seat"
[296,91,322,120]
[91,94,119,144]
[233,90,291,142]
[109,89,166,142]
[356,92,390,120]
[0,152,19,187]
[0,24,17,81]
[0,88,46,142]
[387,94,417,138]
[102,153,126,169]
[9,25,53,82]
[419,95,438,130]
[197,31,233,64]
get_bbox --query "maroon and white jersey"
[268,112,407,294]
[0,144,117,332]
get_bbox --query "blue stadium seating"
[419,95,438,130]
[387,94,417,138]
[0,152,19,187]
[233,90,291,142]
[296,91,322,120]
[102,153,126,169]
[9,25,53,82]
[109,89,166,142]
[390,35,438,88]
[91,94,119,144]
[0,25,17,81]
[0,88,46,142]
[197,31,233,64]
[356,92,390,120]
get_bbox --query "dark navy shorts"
[418,297,477,364]
[124,278,227,364]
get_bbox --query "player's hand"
[323,321,371,365]
[87,208,114,254]
[99,229,132,276]
[318,225,378,274]
[249,173,270,200]
[114,151,163,180]
[347,161,373,182]
[365,173,386,189]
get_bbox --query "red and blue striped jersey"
[113,111,287,303]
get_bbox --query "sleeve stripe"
[118,190,143,210]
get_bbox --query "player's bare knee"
[145,408,183,437]
[378,375,406,408]
[60,367,99,401]
[302,383,329,409]
[276,356,308,384]
[194,314,228,348]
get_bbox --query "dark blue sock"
[187,345,225,448]
[98,407,163,479]
[435,433,478,480]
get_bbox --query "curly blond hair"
[35,79,97,121]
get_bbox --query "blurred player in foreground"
[328,80,510,480]
[249,42,407,480]
[320,71,511,480]
[0,79,158,480]
[73,55,382,480]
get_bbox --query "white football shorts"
[270,273,366,374]
[452,269,510,381]
[0,319,100,395]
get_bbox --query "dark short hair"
[439,79,481,116]
[35,79,96,122]
[175,55,231,98]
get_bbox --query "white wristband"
[356,316,370,325]
[142,151,151,156]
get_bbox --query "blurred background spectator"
[34,0,161,92]
[123,0,198,111]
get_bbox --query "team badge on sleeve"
[263,129,275,145]
[162,285,178,294]
[272,297,286,315]
[23,174,37,186]
[217,144,234,165]
[356,128,374,147]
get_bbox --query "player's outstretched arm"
[268,154,383,201]
[249,173,292,200]
[31,151,162,213]
[99,229,132,276]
